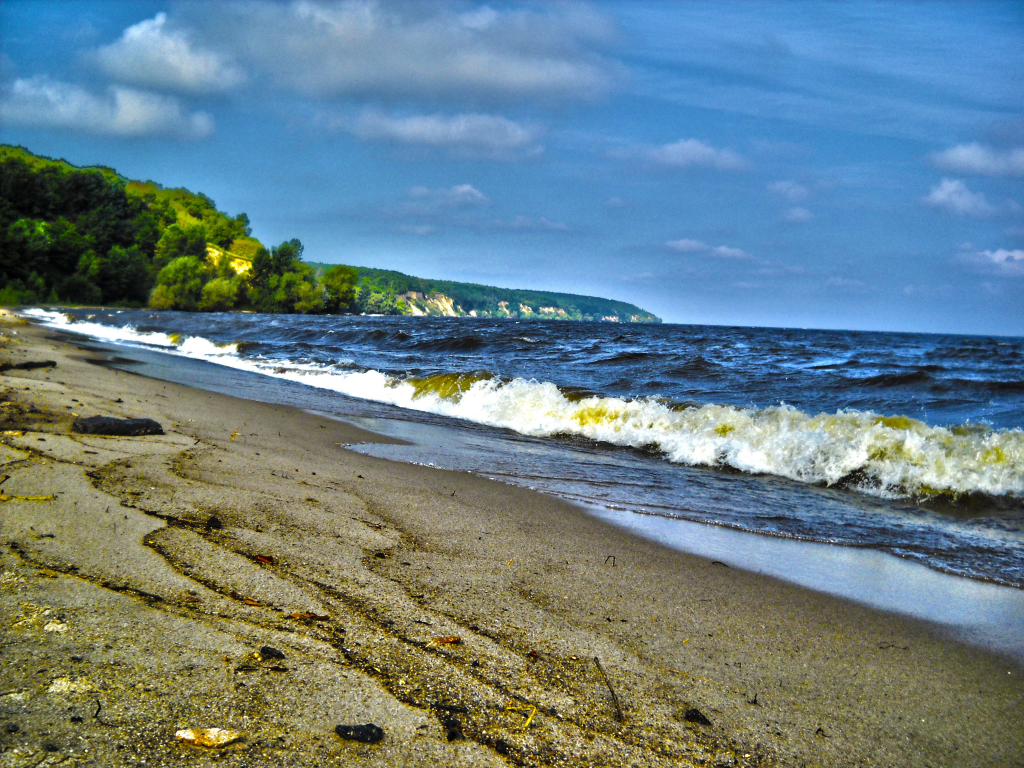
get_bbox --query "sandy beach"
[1,310,1021,768]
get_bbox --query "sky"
[1,1,1022,335]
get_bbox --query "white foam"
[23,309,1024,500]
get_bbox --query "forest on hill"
[0,146,658,322]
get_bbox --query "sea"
[22,308,1024,656]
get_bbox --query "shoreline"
[1,311,1022,767]
[342,412,1024,660]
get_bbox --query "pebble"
[683,707,712,726]
[334,723,384,743]
[259,646,285,660]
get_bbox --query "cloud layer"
[923,178,994,218]
[95,12,244,94]
[666,238,750,259]
[960,246,1024,277]
[932,143,1024,176]
[1,76,213,139]
[219,0,620,102]
[641,138,747,171]
[349,110,541,158]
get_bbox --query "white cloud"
[961,248,1024,277]
[665,238,709,253]
[767,180,810,202]
[0,76,213,139]
[923,179,995,218]
[398,224,435,236]
[641,138,747,171]
[96,13,244,94]
[491,216,569,232]
[783,206,814,223]
[350,110,541,158]
[223,1,620,102]
[825,276,867,289]
[407,184,489,207]
[931,142,1024,176]
[539,217,570,231]
[666,239,750,258]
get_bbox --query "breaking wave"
[24,308,1024,502]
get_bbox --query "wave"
[23,309,1024,502]
[589,351,656,365]
[860,370,935,387]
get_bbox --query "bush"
[199,277,241,311]
[150,256,207,311]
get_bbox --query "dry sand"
[0,310,1021,767]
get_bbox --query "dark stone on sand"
[6,723,18,733]
[683,707,712,726]
[0,360,56,372]
[259,645,285,660]
[70,716,83,723]
[335,723,384,743]
[441,716,465,741]
[206,516,223,530]
[43,743,58,753]
[71,415,163,436]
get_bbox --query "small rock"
[259,646,285,661]
[6,723,19,733]
[206,516,223,530]
[175,727,243,748]
[42,743,59,753]
[70,716,83,723]
[441,716,465,741]
[71,415,163,436]
[335,723,384,743]
[683,707,712,726]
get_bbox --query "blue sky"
[2,1,1022,334]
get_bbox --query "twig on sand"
[594,656,625,722]
[503,703,537,731]
[94,699,113,726]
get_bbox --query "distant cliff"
[310,264,662,323]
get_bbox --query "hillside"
[309,263,660,323]
[0,145,659,322]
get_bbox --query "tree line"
[0,146,381,314]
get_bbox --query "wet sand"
[1,310,1021,767]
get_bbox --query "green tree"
[153,224,206,271]
[321,265,358,313]
[56,273,101,304]
[149,256,207,311]
[199,276,242,311]
[77,245,152,305]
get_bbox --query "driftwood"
[72,415,164,436]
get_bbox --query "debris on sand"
[174,727,243,748]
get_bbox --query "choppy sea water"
[23,308,1024,592]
